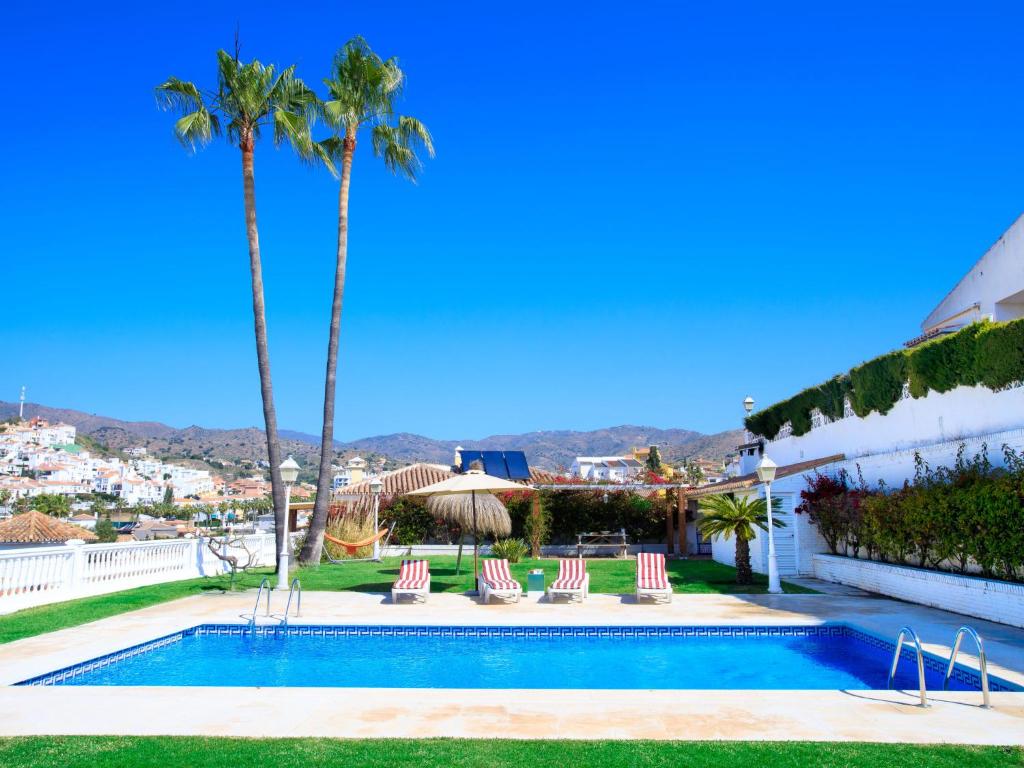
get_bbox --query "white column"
[277,484,292,590]
[764,482,782,594]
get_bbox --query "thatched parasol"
[409,469,533,587]
[427,492,510,574]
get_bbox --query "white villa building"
[570,456,645,483]
[689,214,1024,590]
[332,456,368,490]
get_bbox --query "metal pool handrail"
[944,625,990,708]
[888,626,928,707]
[280,578,301,627]
[240,577,272,634]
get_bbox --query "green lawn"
[0,557,812,645]
[0,738,1020,768]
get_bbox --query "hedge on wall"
[848,349,907,418]
[745,318,1024,439]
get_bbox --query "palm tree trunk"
[240,135,287,570]
[735,536,752,585]
[301,132,356,565]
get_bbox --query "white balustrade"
[0,533,277,615]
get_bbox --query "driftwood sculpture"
[207,535,258,589]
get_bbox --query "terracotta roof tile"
[0,511,99,543]
[342,463,454,496]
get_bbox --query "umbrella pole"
[472,489,479,592]
[455,530,464,575]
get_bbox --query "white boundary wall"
[763,383,1024,467]
[813,553,1024,628]
[0,534,277,615]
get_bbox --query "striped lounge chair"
[479,559,522,604]
[635,552,672,603]
[547,558,589,603]
[391,559,430,603]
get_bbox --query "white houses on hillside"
[570,456,645,483]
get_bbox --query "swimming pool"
[18,624,1017,690]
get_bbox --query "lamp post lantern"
[278,456,300,590]
[756,454,782,594]
[743,396,754,415]
[370,476,384,561]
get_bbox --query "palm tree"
[300,37,434,565]
[698,493,784,585]
[156,51,321,568]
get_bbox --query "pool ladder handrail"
[240,577,272,633]
[887,626,929,707]
[944,625,990,708]
[273,578,302,627]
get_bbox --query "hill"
[0,401,741,472]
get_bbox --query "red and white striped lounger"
[547,558,589,603]
[391,559,430,603]
[635,552,672,603]
[479,559,522,604]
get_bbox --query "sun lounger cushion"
[393,560,429,590]
[481,559,519,590]
[636,553,670,590]
[551,559,587,590]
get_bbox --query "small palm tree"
[300,37,434,565]
[156,50,321,567]
[698,493,784,585]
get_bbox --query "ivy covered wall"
[745,318,1024,440]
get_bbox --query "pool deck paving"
[0,583,1022,743]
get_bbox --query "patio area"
[0,583,1021,743]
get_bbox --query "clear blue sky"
[3,2,1023,440]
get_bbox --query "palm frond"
[698,493,784,542]
[154,78,205,113]
[155,79,218,150]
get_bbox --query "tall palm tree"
[156,51,321,568]
[300,37,434,565]
[698,493,784,585]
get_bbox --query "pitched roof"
[342,463,454,496]
[682,454,845,499]
[0,511,99,543]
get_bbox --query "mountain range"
[0,401,741,473]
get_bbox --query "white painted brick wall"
[813,554,1024,628]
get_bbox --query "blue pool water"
[21,625,1014,690]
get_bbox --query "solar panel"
[481,450,510,478]
[503,451,531,480]
[459,450,484,472]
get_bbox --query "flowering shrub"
[798,445,1024,581]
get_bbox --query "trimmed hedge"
[746,318,1024,439]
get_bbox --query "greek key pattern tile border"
[17,623,1020,692]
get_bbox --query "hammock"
[323,521,396,563]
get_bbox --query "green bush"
[94,518,118,543]
[490,538,529,563]
[975,317,1024,389]
[907,322,981,397]
[800,445,1024,581]
[849,349,908,417]
[541,489,665,543]
[746,319,1024,438]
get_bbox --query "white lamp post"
[278,456,300,590]
[370,476,384,561]
[756,454,782,594]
